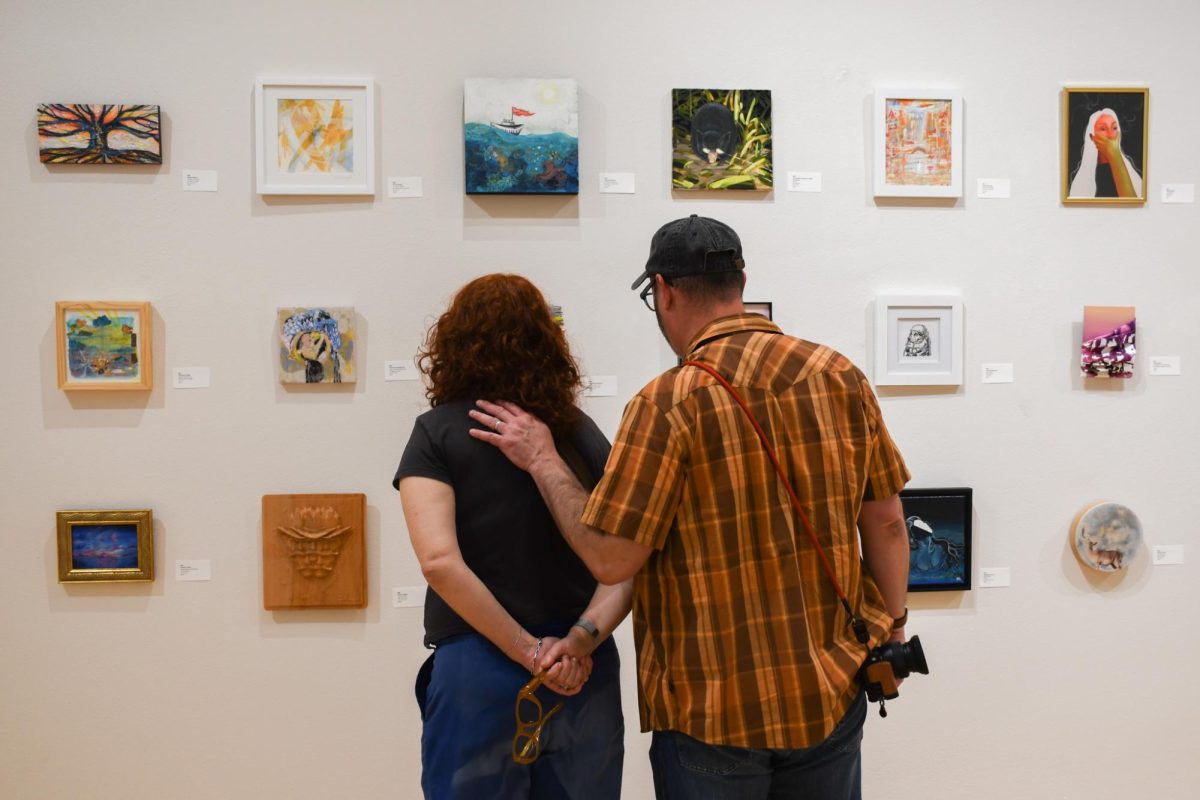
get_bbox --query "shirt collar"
[685,313,782,356]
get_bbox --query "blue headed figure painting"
[464,78,578,194]
[901,489,972,591]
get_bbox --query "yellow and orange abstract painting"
[884,98,952,186]
[277,99,354,174]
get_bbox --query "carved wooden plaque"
[262,493,366,609]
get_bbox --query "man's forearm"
[528,454,629,583]
[858,495,910,627]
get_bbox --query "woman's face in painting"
[295,331,330,362]
[1092,113,1119,160]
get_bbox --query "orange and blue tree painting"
[884,99,952,186]
[64,309,142,381]
[277,99,354,174]
[464,79,578,194]
[37,104,161,164]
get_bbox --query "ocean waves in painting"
[464,123,578,194]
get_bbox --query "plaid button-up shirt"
[581,314,910,748]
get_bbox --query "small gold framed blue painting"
[57,510,154,583]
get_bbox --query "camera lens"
[880,635,929,679]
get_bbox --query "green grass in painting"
[672,89,773,191]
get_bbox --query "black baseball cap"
[630,214,745,291]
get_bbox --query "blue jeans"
[649,691,867,800]
[416,628,623,800]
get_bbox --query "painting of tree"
[37,104,161,164]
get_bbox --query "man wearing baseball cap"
[471,214,911,798]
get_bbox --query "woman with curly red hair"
[395,274,629,800]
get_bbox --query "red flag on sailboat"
[511,107,535,117]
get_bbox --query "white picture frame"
[873,295,963,385]
[255,78,375,195]
[873,88,963,198]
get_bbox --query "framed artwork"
[1062,87,1148,205]
[1071,502,1142,572]
[873,296,963,386]
[263,494,366,609]
[672,89,772,190]
[464,78,578,194]
[744,301,773,320]
[37,104,161,164]
[901,488,972,592]
[1081,305,1135,379]
[56,301,152,390]
[277,307,356,384]
[873,89,962,198]
[254,78,374,195]
[57,510,154,583]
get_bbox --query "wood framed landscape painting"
[464,78,579,194]
[277,307,356,384]
[1062,87,1148,205]
[873,89,962,198]
[672,89,772,191]
[255,78,375,195]
[57,510,154,583]
[263,494,366,609]
[901,488,972,592]
[56,301,152,390]
[38,104,161,164]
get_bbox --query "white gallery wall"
[2,0,1198,797]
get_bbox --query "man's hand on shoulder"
[468,399,557,474]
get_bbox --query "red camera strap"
[684,360,868,642]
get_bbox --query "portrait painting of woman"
[1062,87,1148,205]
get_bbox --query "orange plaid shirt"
[581,314,910,748]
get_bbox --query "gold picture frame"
[57,510,154,583]
[56,301,153,390]
[1061,87,1148,205]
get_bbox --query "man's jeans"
[649,691,867,800]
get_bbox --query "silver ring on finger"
[493,419,502,431]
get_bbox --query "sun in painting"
[277,99,354,174]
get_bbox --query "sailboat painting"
[464,78,578,194]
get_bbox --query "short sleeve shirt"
[396,400,610,646]
[581,314,910,748]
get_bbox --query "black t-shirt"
[394,400,610,646]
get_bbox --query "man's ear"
[656,274,674,311]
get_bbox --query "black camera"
[860,635,928,707]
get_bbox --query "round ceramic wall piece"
[1071,502,1143,572]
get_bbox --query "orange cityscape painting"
[885,98,952,186]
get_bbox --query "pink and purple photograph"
[1081,305,1135,379]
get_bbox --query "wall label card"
[582,375,618,397]
[787,172,822,192]
[392,585,426,608]
[1152,545,1184,565]
[981,363,1014,383]
[172,367,211,389]
[598,173,635,193]
[979,567,1011,588]
[1161,184,1195,204]
[387,177,423,198]
[977,178,1011,198]
[1149,356,1181,376]
[384,359,419,381]
[182,170,218,192]
[175,560,212,581]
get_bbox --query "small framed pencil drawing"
[873,296,963,386]
[873,89,963,198]
[56,301,152,390]
[744,302,773,321]
[57,510,154,583]
[263,494,366,609]
[1062,87,1148,205]
[901,488,972,592]
[255,78,375,195]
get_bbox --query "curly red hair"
[418,274,582,437]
